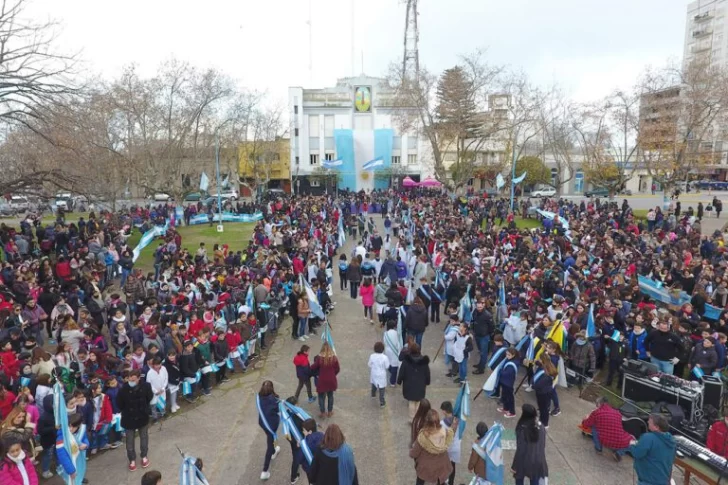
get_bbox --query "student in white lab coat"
[369,342,391,407]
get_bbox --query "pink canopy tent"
[419,176,442,187]
[401,176,418,187]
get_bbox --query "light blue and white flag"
[512,171,527,185]
[180,454,210,485]
[199,172,210,192]
[452,382,470,439]
[496,173,505,189]
[586,303,596,338]
[474,423,504,485]
[299,275,325,320]
[322,158,344,169]
[54,382,87,485]
[337,214,346,248]
[280,401,315,465]
[132,223,169,262]
[321,319,336,354]
[362,157,385,171]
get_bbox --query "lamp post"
[214,119,234,233]
[510,127,519,211]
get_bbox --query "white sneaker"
[42,471,54,479]
[271,445,281,460]
[171,405,180,413]
[260,471,271,480]
[524,385,533,393]
[298,336,306,341]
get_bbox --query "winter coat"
[293,352,311,380]
[0,454,39,485]
[346,264,362,283]
[405,304,428,333]
[380,259,398,284]
[409,426,454,484]
[116,381,154,430]
[629,331,649,360]
[471,309,493,338]
[308,445,360,485]
[397,353,431,401]
[163,358,181,386]
[569,341,596,373]
[37,395,56,450]
[311,356,340,393]
[512,423,549,480]
[359,284,375,307]
[629,431,676,484]
[690,342,718,372]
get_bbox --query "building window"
[407,154,417,165]
[295,156,300,165]
[550,168,558,187]
[392,155,401,165]
[467,178,474,186]
[575,170,584,193]
[324,153,334,161]
[310,180,321,187]
[294,105,298,114]
[294,128,299,137]
[324,115,334,137]
[309,115,320,137]
[310,154,319,165]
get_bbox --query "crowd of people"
[0,185,725,484]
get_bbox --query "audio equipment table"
[675,435,728,479]
[622,373,702,419]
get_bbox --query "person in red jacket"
[55,256,71,281]
[0,387,16,420]
[707,416,728,459]
[225,324,246,372]
[0,436,39,485]
[580,397,634,462]
[0,340,19,380]
[310,342,340,418]
[89,382,113,454]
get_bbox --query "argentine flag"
[586,303,596,338]
[337,213,346,247]
[180,453,210,485]
[512,171,527,185]
[475,422,504,485]
[452,382,470,439]
[54,382,87,485]
[496,173,505,189]
[322,158,343,169]
[321,320,336,354]
[362,156,384,171]
[299,275,326,320]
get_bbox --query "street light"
[214,119,234,233]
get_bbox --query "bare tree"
[238,104,286,198]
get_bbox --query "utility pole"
[402,0,420,80]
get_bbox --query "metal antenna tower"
[402,0,420,79]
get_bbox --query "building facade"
[238,138,291,197]
[684,0,728,69]
[289,75,430,195]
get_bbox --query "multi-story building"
[238,138,291,197]
[684,0,728,69]
[289,75,431,195]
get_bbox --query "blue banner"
[335,129,356,190]
[638,276,721,320]
[373,129,394,190]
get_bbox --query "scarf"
[8,450,30,485]
[322,443,355,485]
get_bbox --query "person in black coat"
[116,369,154,471]
[289,290,300,340]
[37,394,57,478]
[164,350,181,412]
[258,381,280,481]
[397,343,431,421]
[404,298,429,348]
[512,404,549,484]
[179,340,201,402]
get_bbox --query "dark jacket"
[512,423,549,480]
[179,351,200,379]
[37,395,56,449]
[397,353,431,401]
[346,264,362,283]
[164,358,181,386]
[257,393,280,435]
[385,288,403,307]
[299,431,324,473]
[471,309,493,338]
[116,381,154,430]
[308,446,360,485]
[690,341,718,372]
[380,259,398,284]
[405,304,428,333]
[644,329,684,361]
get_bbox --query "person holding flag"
[466,421,492,485]
[257,381,281,481]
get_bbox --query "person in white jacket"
[444,314,460,378]
[503,309,528,346]
[369,342,390,407]
[383,321,402,387]
[146,357,169,418]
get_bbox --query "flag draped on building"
[180,454,210,485]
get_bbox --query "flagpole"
[510,127,518,212]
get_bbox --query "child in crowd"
[440,400,462,485]
[368,342,390,407]
[496,348,520,418]
[293,345,316,403]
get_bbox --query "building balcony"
[693,29,712,38]
[694,11,713,22]
[691,44,711,53]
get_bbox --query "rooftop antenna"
[402,0,420,80]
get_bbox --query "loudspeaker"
[702,375,723,411]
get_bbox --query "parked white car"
[213,188,239,200]
[9,196,30,212]
[530,187,557,198]
[153,193,172,202]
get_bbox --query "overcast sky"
[29,0,688,103]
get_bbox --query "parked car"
[202,195,235,207]
[213,188,239,200]
[9,196,30,213]
[530,187,557,198]
[584,187,611,198]
[0,202,16,217]
[153,193,172,202]
[54,193,75,212]
[184,192,205,202]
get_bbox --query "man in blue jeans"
[580,397,634,462]
[471,299,493,375]
[644,320,683,375]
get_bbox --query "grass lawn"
[129,223,255,272]
[632,209,647,220]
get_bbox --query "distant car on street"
[584,187,610,198]
[0,202,17,217]
[530,187,556,198]
[9,196,30,213]
[213,188,239,200]
[184,192,205,202]
[153,193,172,202]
